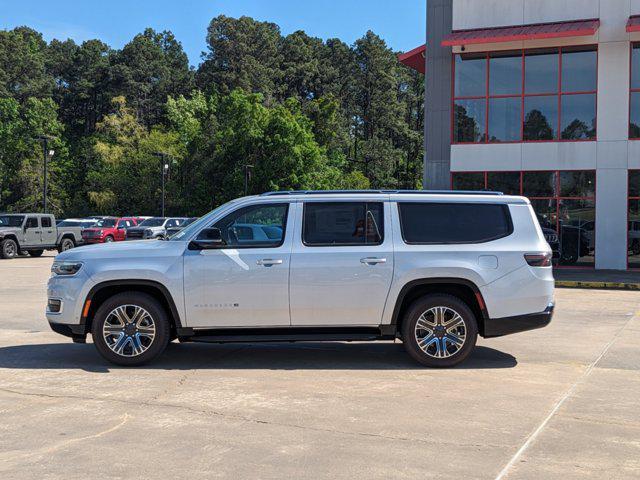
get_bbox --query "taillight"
[524,252,552,267]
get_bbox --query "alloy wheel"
[102,304,156,357]
[414,306,467,359]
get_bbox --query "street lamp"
[153,152,171,217]
[35,135,56,213]
[244,164,254,196]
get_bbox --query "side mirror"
[188,227,224,250]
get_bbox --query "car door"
[289,200,394,326]
[40,216,56,245]
[116,219,132,240]
[183,202,294,328]
[23,216,41,246]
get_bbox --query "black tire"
[91,292,170,366]
[57,237,75,253]
[401,294,478,368]
[28,249,44,257]
[0,238,19,259]
[104,235,114,243]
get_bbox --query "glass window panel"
[560,171,595,198]
[629,170,640,197]
[628,199,640,268]
[453,99,486,143]
[530,197,558,233]
[630,92,640,139]
[489,52,521,95]
[561,48,597,92]
[212,203,288,248]
[398,203,512,244]
[561,94,596,140]
[303,202,384,246]
[452,172,485,190]
[487,172,521,195]
[632,44,640,90]
[525,49,559,94]
[488,97,521,142]
[455,53,486,97]
[523,95,558,140]
[523,171,558,197]
[558,199,595,266]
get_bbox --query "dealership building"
[400,0,640,269]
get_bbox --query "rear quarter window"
[398,202,513,244]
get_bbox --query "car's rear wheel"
[28,249,44,257]
[0,238,19,259]
[402,294,478,368]
[57,238,75,253]
[91,292,170,366]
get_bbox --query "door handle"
[360,257,387,265]
[256,258,283,266]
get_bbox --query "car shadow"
[0,341,517,373]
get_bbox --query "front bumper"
[82,237,104,244]
[483,304,554,338]
[48,322,87,343]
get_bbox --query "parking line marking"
[494,309,638,480]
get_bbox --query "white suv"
[46,191,554,367]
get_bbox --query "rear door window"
[40,217,52,228]
[303,202,384,246]
[398,202,512,244]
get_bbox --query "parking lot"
[0,253,638,479]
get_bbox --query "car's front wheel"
[402,294,478,368]
[57,238,75,253]
[91,292,170,366]
[0,238,19,259]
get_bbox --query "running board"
[178,326,394,344]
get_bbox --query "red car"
[81,217,139,244]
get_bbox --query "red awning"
[441,18,600,47]
[398,44,426,74]
[627,15,640,32]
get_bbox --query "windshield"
[169,201,238,241]
[139,218,165,227]
[0,215,24,227]
[93,218,117,228]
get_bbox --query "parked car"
[47,190,554,367]
[165,217,197,238]
[57,218,98,229]
[81,217,139,244]
[0,213,82,259]
[125,217,187,240]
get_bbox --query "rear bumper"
[483,304,554,338]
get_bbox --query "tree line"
[0,16,424,217]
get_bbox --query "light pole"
[36,135,55,213]
[153,152,171,216]
[244,164,254,196]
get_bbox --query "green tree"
[0,27,53,102]
[111,28,194,126]
[197,16,282,100]
[88,97,184,215]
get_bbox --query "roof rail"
[260,189,504,196]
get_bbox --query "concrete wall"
[449,0,637,269]
[424,0,453,189]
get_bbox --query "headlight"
[51,261,83,276]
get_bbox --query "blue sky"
[0,0,426,66]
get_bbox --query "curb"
[555,280,640,290]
